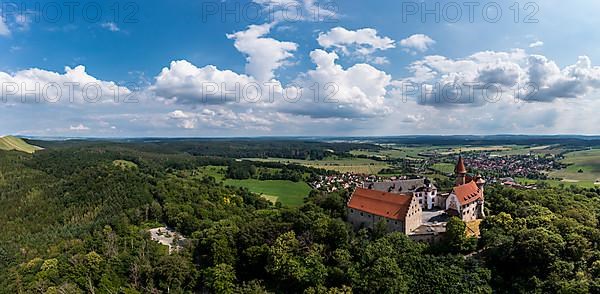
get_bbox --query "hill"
[0,141,599,292]
[0,136,42,153]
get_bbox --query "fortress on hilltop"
[347,155,485,242]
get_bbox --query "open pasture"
[194,165,311,206]
[430,163,455,174]
[222,178,311,206]
[517,177,598,189]
[548,148,600,182]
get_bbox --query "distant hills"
[0,136,43,153]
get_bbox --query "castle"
[346,155,485,240]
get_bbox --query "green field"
[243,156,389,174]
[431,162,455,174]
[516,177,598,189]
[196,166,311,206]
[0,136,42,153]
[223,178,311,206]
[549,148,600,183]
[486,145,568,156]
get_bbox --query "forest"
[30,139,381,160]
[0,141,599,293]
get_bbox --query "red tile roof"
[455,155,467,174]
[452,181,483,205]
[347,187,414,220]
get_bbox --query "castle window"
[360,212,363,216]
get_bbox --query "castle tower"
[475,174,486,192]
[454,155,467,186]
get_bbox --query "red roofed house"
[347,187,422,234]
[445,155,486,221]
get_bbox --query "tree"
[266,231,327,291]
[205,263,236,294]
[356,256,408,293]
[445,217,467,253]
[155,254,197,292]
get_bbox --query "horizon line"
[14,134,600,140]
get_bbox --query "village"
[457,153,562,179]
[309,151,554,193]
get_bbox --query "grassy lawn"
[431,163,455,174]
[223,178,311,206]
[195,166,310,206]
[548,149,600,182]
[243,156,389,174]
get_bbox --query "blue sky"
[1,0,600,137]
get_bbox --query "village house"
[346,155,485,238]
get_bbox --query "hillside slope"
[0,136,42,153]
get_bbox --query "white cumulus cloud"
[152,60,265,105]
[0,65,131,104]
[227,23,297,81]
[399,34,435,53]
[317,27,395,63]
[529,41,544,48]
[168,108,274,131]
[396,49,600,107]
[286,49,392,118]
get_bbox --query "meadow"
[222,178,311,206]
[516,177,598,189]
[0,136,42,153]
[548,148,600,183]
[196,165,311,206]
[430,162,455,174]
